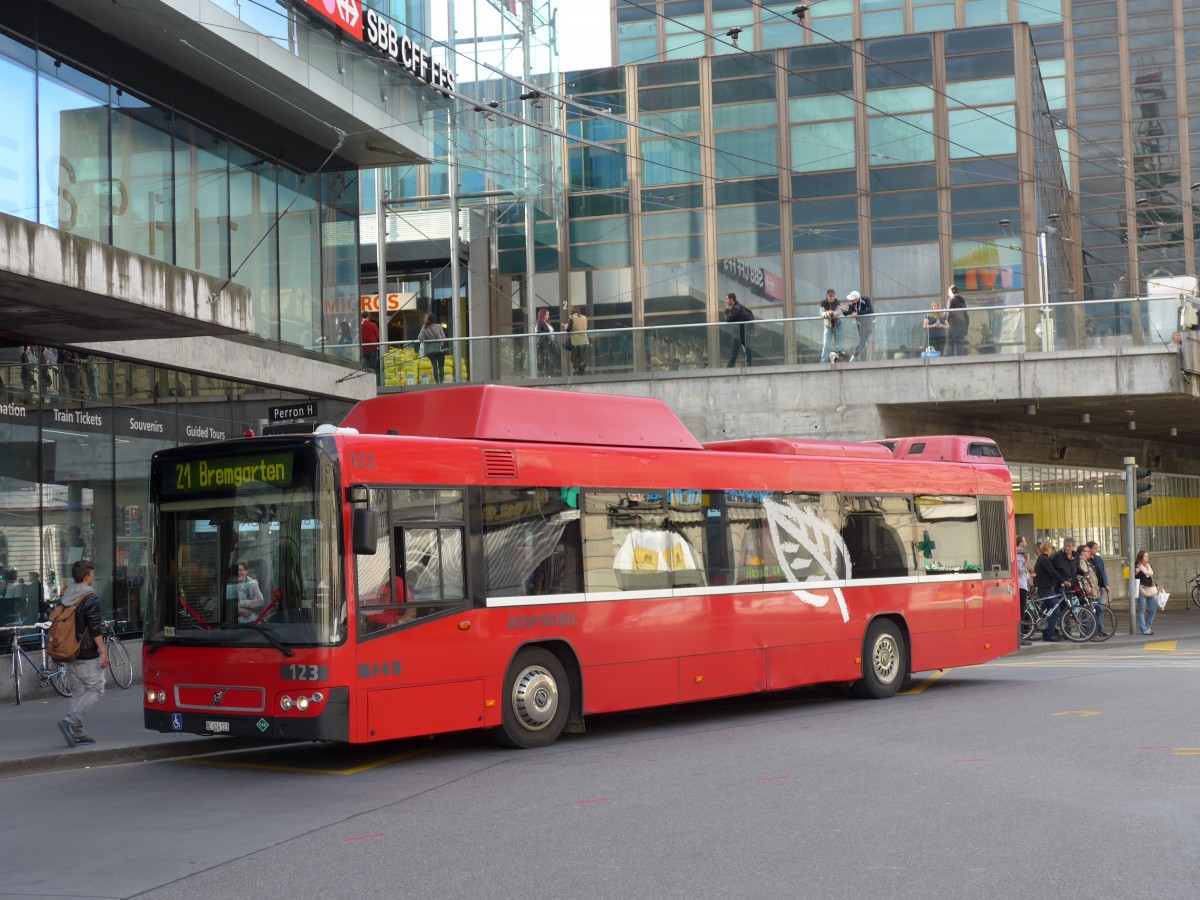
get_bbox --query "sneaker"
[73,730,96,745]
[56,718,78,748]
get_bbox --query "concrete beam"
[561,349,1189,446]
[0,213,250,345]
[74,336,377,404]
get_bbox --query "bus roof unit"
[704,438,895,460]
[340,385,704,450]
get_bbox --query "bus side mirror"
[352,508,380,555]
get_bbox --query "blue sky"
[556,0,612,71]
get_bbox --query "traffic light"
[1135,467,1153,508]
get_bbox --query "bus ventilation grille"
[482,449,518,478]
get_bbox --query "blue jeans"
[1137,590,1158,633]
[820,325,841,363]
[1040,590,1064,639]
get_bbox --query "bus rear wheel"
[496,648,570,749]
[852,619,906,699]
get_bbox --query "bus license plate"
[205,720,230,733]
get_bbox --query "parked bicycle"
[3,622,74,704]
[1021,591,1097,642]
[100,620,133,689]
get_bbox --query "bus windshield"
[147,449,342,648]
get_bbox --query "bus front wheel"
[496,648,571,749]
[852,619,906,699]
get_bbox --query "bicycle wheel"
[1190,584,1200,610]
[1020,606,1038,640]
[49,660,76,697]
[1061,607,1097,642]
[107,639,133,689]
[11,649,21,705]
[1092,603,1120,641]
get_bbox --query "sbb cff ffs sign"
[364,10,456,92]
[297,1,454,93]
[301,0,363,40]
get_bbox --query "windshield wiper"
[246,623,294,657]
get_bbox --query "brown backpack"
[47,593,92,662]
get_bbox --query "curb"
[0,737,263,779]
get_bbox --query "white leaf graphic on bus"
[762,496,851,623]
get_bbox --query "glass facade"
[611,0,1199,305]
[0,29,360,360]
[0,351,346,635]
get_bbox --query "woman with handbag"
[1134,549,1158,635]
[418,313,448,383]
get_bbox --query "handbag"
[1156,587,1169,611]
[418,341,428,357]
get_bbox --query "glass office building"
[614,0,1199,306]
[387,19,1068,371]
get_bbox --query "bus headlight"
[296,696,310,712]
[157,690,166,704]
[280,696,293,711]
[146,688,157,703]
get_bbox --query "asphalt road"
[4,640,1199,900]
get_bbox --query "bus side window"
[482,487,583,597]
[356,490,397,639]
[914,495,982,574]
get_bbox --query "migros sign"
[299,0,456,93]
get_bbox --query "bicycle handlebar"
[0,622,51,633]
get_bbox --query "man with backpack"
[53,559,107,747]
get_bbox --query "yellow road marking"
[1052,710,1101,717]
[176,740,447,775]
[1144,640,1178,652]
[901,669,948,695]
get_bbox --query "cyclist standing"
[1034,540,1066,641]
[1045,538,1080,641]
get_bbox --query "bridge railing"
[372,295,1185,387]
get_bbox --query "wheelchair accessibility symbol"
[171,713,183,731]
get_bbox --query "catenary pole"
[1124,456,1138,634]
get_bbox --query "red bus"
[144,386,1017,748]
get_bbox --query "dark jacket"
[1090,554,1109,589]
[725,301,754,323]
[846,295,874,320]
[948,295,970,337]
[1050,549,1077,584]
[60,585,103,660]
[1034,554,1063,595]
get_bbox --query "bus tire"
[496,647,570,749]
[851,619,906,699]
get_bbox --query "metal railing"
[368,295,1187,387]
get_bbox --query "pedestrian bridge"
[377,294,1200,448]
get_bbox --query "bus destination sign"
[163,453,294,497]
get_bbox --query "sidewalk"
[0,684,256,778]
[3,610,1198,778]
